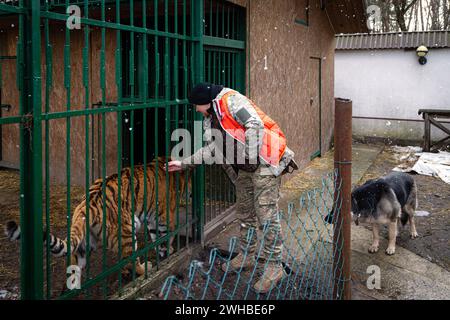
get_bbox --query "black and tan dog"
[325,172,419,255]
[352,172,419,255]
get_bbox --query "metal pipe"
[333,98,352,300]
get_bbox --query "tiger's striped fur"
[5,158,190,277]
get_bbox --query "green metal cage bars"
[0,0,246,300]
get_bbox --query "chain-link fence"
[160,171,348,300]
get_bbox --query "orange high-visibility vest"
[213,90,287,167]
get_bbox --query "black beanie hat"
[188,83,224,105]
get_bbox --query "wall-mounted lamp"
[416,45,429,65]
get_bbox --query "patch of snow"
[415,211,431,217]
[391,146,423,154]
[393,151,450,184]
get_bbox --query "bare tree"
[444,0,450,29]
[393,0,420,31]
[430,0,441,29]
[368,0,449,32]
[419,0,425,30]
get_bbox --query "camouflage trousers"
[235,165,283,263]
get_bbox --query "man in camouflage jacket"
[167,83,298,293]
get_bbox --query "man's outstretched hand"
[165,160,183,172]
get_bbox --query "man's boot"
[221,252,256,272]
[253,262,287,293]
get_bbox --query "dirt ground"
[0,168,119,299]
[0,168,189,300]
[147,248,334,301]
[357,144,450,272]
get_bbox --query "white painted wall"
[335,48,450,142]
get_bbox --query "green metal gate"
[203,0,245,232]
[0,0,247,300]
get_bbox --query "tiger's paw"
[135,261,152,276]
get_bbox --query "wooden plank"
[419,109,450,118]
[204,205,237,244]
[431,135,450,150]
[429,117,450,136]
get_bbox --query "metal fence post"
[333,98,352,300]
[192,0,205,246]
[20,0,43,300]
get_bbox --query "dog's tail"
[400,211,409,226]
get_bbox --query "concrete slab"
[351,225,450,300]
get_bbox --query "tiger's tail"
[5,220,84,258]
[5,220,21,241]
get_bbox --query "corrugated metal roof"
[336,31,450,50]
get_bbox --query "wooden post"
[333,98,352,300]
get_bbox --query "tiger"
[5,157,190,277]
